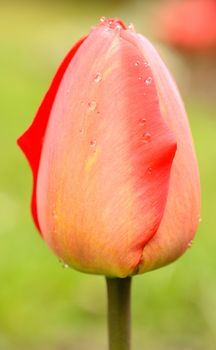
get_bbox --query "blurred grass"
[0,1,216,349]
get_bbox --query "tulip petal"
[17,37,86,232]
[133,34,200,273]
[36,24,176,276]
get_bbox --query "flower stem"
[106,277,132,350]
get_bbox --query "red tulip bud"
[156,0,216,54]
[18,18,200,277]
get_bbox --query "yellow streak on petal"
[103,62,119,80]
[85,147,100,172]
[102,35,121,80]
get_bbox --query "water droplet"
[144,61,150,68]
[145,77,152,85]
[146,167,153,175]
[90,140,97,147]
[88,100,97,111]
[139,118,146,126]
[128,23,135,31]
[188,240,193,248]
[52,210,58,220]
[94,72,102,83]
[100,16,106,23]
[59,259,69,268]
[79,127,84,134]
[108,20,118,29]
[115,24,122,30]
[135,60,140,67]
[138,77,142,80]
[142,132,151,143]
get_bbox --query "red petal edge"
[17,36,87,233]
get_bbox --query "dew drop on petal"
[94,72,102,83]
[128,23,135,31]
[79,127,84,134]
[59,259,69,268]
[146,167,153,175]
[145,77,152,85]
[115,24,122,30]
[88,101,97,111]
[144,61,150,68]
[188,240,193,248]
[139,118,146,126]
[142,132,151,143]
[135,60,140,67]
[100,16,106,23]
[52,210,58,220]
[138,77,142,80]
[90,139,97,148]
[108,20,117,29]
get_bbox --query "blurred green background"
[0,1,216,349]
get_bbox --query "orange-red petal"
[17,37,86,232]
[133,34,200,273]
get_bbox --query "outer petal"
[17,37,86,232]
[36,23,176,277]
[133,34,200,273]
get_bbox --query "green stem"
[106,277,132,350]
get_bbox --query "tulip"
[18,18,200,350]
[154,0,216,99]
[155,0,216,53]
[18,18,200,278]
